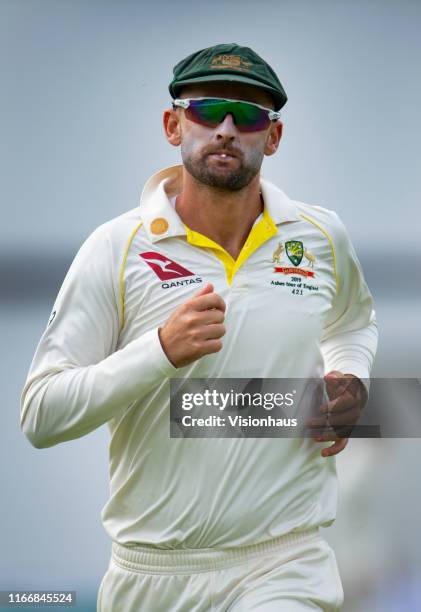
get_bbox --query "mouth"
[208,150,239,162]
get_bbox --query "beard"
[181,142,264,191]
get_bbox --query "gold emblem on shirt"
[271,240,318,289]
[272,242,285,264]
[271,241,317,270]
[150,218,169,235]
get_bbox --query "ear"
[163,108,182,146]
[264,121,283,156]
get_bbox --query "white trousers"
[97,528,343,611]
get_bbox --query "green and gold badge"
[285,240,304,266]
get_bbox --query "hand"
[158,283,226,368]
[306,371,367,458]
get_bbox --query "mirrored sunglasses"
[172,97,281,132]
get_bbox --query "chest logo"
[139,251,195,281]
[285,240,304,266]
[271,241,317,278]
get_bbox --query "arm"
[20,225,176,449]
[311,212,378,456]
[320,212,378,384]
[322,215,378,384]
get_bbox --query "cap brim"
[170,74,287,110]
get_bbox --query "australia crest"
[271,239,317,279]
[285,240,304,266]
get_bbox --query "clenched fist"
[158,283,226,368]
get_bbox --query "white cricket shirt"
[21,165,378,549]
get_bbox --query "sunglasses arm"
[172,98,190,109]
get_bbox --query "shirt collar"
[139,164,300,243]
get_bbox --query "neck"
[175,167,263,260]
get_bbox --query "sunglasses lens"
[185,99,227,128]
[185,99,271,132]
[232,102,270,132]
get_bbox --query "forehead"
[178,81,275,108]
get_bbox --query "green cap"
[169,43,287,110]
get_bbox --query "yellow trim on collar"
[185,207,278,285]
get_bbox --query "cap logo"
[210,54,252,72]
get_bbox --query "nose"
[215,112,237,141]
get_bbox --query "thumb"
[194,282,214,297]
[324,370,345,399]
[324,370,343,382]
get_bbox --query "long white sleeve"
[20,224,176,449]
[320,211,378,382]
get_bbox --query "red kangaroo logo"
[139,252,195,281]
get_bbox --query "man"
[21,43,377,610]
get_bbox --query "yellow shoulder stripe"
[299,213,339,294]
[119,221,143,331]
